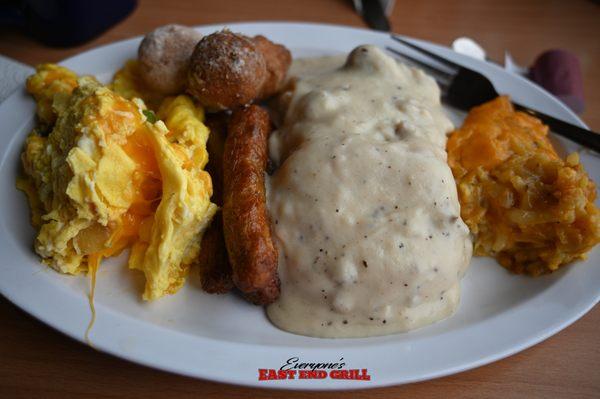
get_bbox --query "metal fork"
[387,35,600,152]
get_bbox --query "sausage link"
[194,112,233,294]
[222,105,280,304]
[196,211,233,294]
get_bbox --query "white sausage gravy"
[266,46,472,338]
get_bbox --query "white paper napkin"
[0,55,33,103]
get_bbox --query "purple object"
[529,49,585,114]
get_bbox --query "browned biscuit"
[138,24,202,94]
[252,35,292,100]
[187,31,267,111]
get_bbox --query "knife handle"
[361,0,391,32]
[513,102,600,153]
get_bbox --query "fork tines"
[387,35,465,92]
[390,35,460,71]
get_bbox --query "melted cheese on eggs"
[20,66,216,300]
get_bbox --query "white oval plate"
[0,22,598,390]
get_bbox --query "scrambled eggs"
[110,60,165,111]
[19,64,217,300]
[25,64,78,126]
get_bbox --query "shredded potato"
[447,96,600,275]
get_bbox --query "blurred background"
[0,0,598,129]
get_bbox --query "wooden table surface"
[1,0,599,397]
